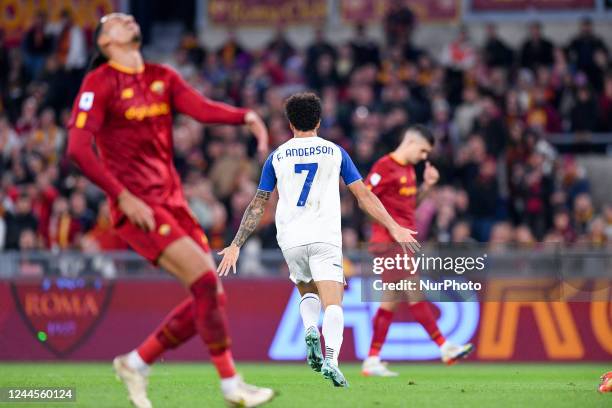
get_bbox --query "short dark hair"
[405,124,434,146]
[284,92,322,132]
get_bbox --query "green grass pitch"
[0,363,609,407]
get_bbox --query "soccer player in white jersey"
[217,93,420,387]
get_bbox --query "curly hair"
[284,92,322,132]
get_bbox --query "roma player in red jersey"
[361,125,473,377]
[67,13,274,407]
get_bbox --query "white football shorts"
[281,242,344,284]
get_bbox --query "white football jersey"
[258,136,362,250]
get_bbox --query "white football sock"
[127,350,150,376]
[220,375,240,395]
[299,293,321,331]
[322,305,344,366]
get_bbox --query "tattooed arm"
[217,189,272,276]
[232,189,272,247]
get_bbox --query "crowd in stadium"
[1,8,612,254]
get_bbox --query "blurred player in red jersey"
[66,13,274,408]
[361,125,474,377]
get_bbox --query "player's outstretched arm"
[348,180,421,253]
[217,189,272,276]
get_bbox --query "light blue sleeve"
[257,152,277,192]
[339,146,362,185]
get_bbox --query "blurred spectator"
[571,86,598,132]
[53,9,87,72]
[6,194,38,249]
[526,86,562,133]
[180,31,207,68]
[581,216,607,247]
[0,115,20,166]
[350,24,380,68]
[46,197,81,250]
[558,156,590,210]
[515,224,536,247]
[546,207,576,244]
[573,193,594,235]
[566,17,609,90]
[451,220,475,244]
[520,21,554,70]
[306,28,336,75]
[483,23,514,68]
[217,29,250,71]
[467,157,499,241]
[488,222,514,250]
[307,53,339,91]
[440,26,476,72]
[453,86,481,140]
[384,0,416,48]
[266,24,295,65]
[31,108,64,163]
[208,137,258,201]
[15,97,39,136]
[70,191,95,231]
[598,75,612,131]
[21,11,54,79]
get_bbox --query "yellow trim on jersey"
[75,112,88,128]
[108,60,144,74]
[389,153,408,166]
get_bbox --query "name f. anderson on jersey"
[276,145,335,161]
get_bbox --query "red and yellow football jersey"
[365,154,417,243]
[68,61,247,223]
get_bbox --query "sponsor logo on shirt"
[399,186,417,196]
[121,88,134,99]
[124,103,170,121]
[150,80,165,94]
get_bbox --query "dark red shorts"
[115,204,210,264]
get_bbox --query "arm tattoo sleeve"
[231,189,271,247]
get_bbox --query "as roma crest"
[11,277,114,358]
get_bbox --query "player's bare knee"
[381,301,399,312]
[159,237,213,286]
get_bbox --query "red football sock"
[210,349,237,379]
[137,297,197,364]
[368,308,394,357]
[190,271,236,379]
[409,302,446,346]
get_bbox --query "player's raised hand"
[423,161,440,187]
[217,243,240,277]
[389,225,421,254]
[117,189,155,232]
[245,111,269,158]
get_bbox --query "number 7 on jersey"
[294,163,318,206]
